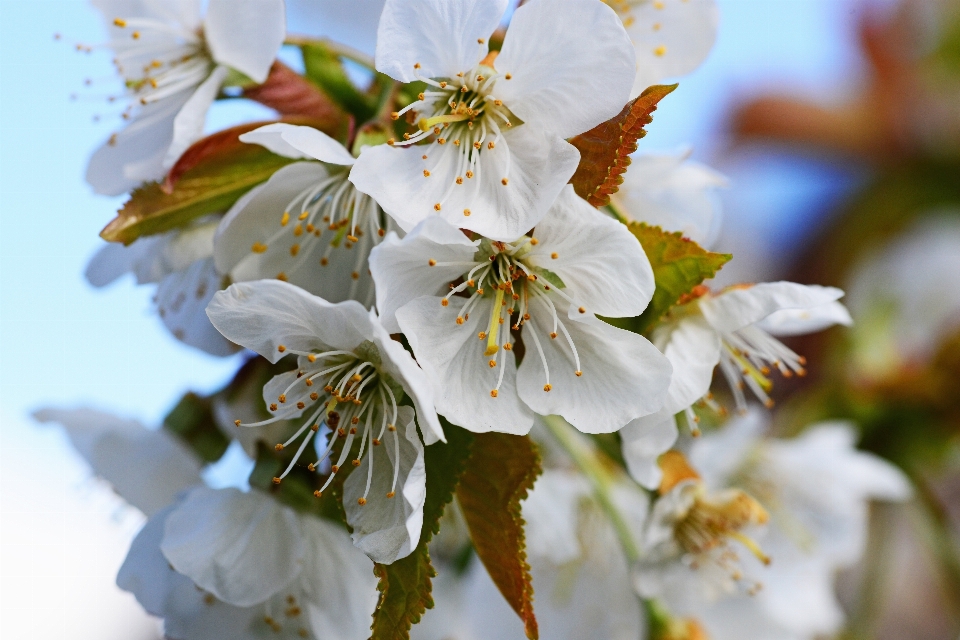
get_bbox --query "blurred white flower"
[610,148,728,247]
[85,216,238,356]
[350,0,636,240]
[621,282,852,489]
[215,124,396,308]
[206,279,442,563]
[845,214,960,383]
[33,407,203,516]
[86,0,286,195]
[604,0,720,97]
[643,410,912,640]
[120,488,377,640]
[370,186,671,436]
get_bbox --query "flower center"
[108,17,212,113]
[245,170,388,305]
[428,236,586,397]
[391,58,519,214]
[235,341,404,505]
[718,325,807,411]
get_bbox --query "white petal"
[755,301,853,337]
[298,515,379,638]
[206,280,374,362]
[368,218,479,333]
[495,0,635,138]
[163,65,229,170]
[522,469,591,564]
[653,314,722,413]
[241,124,357,165]
[627,0,719,96]
[116,505,201,618]
[516,306,672,433]
[620,411,679,490]
[612,150,727,247]
[396,296,534,435]
[700,282,846,334]
[350,125,580,241]
[205,0,285,84]
[85,94,187,196]
[526,186,654,318]
[239,124,316,159]
[344,406,426,563]
[375,0,507,81]
[161,487,305,607]
[85,242,149,287]
[156,257,238,357]
[688,407,766,488]
[33,408,203,516]
[214,162,324,274]
[371,315,446,443]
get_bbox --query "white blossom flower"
[119,488,377,640]
[370,186,671,435]
[621,281,852,489]
[610,148,728,247]
[844,214,960,384]
[604,0,720,97]
[33,407,204,516]
[639,410,911,640]
[215,124,396,308]
[349,0,636,241]
[86,216,238,356]
[86,0,286,196]
[206,279,442,563]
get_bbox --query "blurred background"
[1,0,957,638]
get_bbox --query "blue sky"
[0,1,872,637]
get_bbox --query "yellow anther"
[490,389,498,397]
[289,244,300,257]
[488,142,496,149]
[456,177,463,184]
[280,211,290,226]
[549,332,558,339]
[575,370,583,377]
[113,18,127,27]
[543,384,552,392]
[463,209,472,216]
[551,252,558,259]
[296,401,305,410]
[270,403,278,412]
[578,307,586,314]
[390,111,400,120]
[234,419,241,427]
[428,259,437,266]
[278,345,286,352]
[272,477,281,485]
[386,491,396,498]
[654,45,667,57]
[275,443,284,451]
[320,258,329,266]
[456,316,465,325]
[434,203,442,211]
[466,171,474,179]
[357,497,367,506]
[352,459,361,467]
[131,31,140,39]
[278,394,287,403]
[488,360,497,368]
[423,169,431,177]
[505,73,512,79]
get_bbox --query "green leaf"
[569,84,677,207]
[101,125,300,244]
[301,42,389,123]
[162,392,230,463]
[456,433,542,639]
[614,223,730,335]
[370,424,474,640]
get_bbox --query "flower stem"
[284,35,376,71]
[541,415,641,563]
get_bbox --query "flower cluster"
[42,0,917,638]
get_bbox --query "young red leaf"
[569,84,678,207]
[244,60,346,126]
[456,432,542,640]
[370,425,474,640]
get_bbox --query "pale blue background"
[0,1,872,637]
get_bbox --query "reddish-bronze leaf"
[244,60,346,126]
[456,433,542,639]
[569,84,678,207]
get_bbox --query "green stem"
[604,200,631,225]
[542,415,641,563]
[285,35,376,71]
